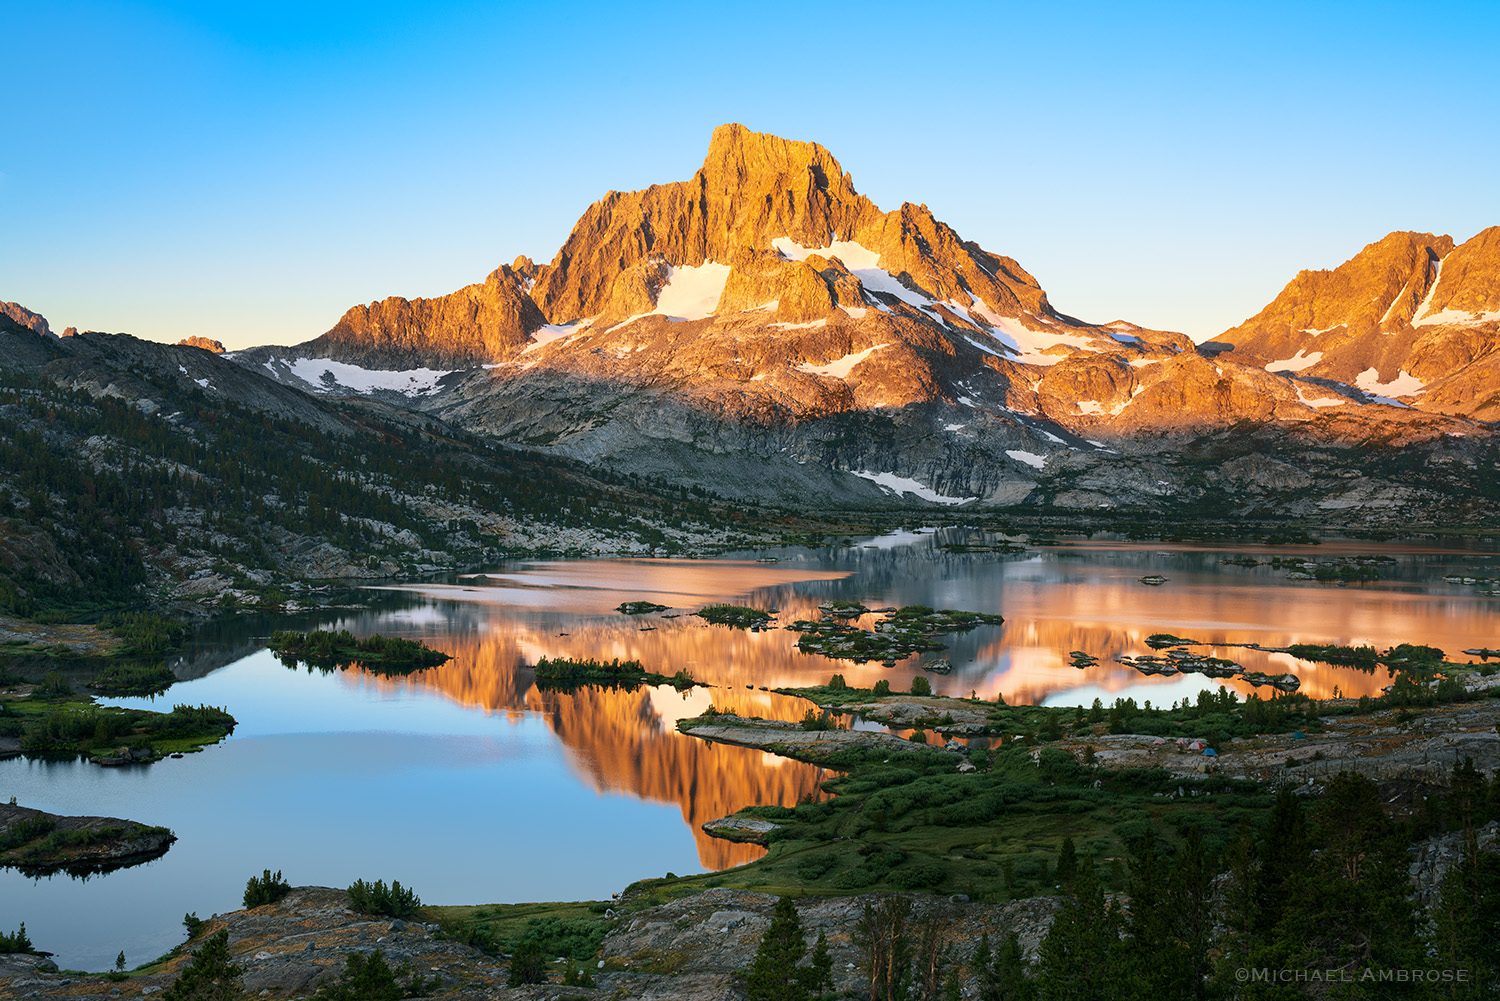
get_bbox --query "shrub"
[794,852,839,881]
[910,676,932,697]
[311,948,433,1001]
[160,930,241,1001]
[182,913,203,940]
[0,923,36,954]
[346,878,422,919]
[873,680,891,697]
[506,939,545,986]
[889,861,947,889]
[800,708,835,731]
[243,869,291,908]
[828,674,847,690]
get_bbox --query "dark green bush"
[0,923,35,954]
[506,939,545,986]
[910,676,932,697]
[346,878,422,919]
[243,869,291,908]
[311,948,434,1001]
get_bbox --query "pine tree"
[1034,862,1122,1000]
[160,930,243,1001]
[746,896,813,1001]
[856,896,914,1001]
[973,931,1034,1001]
[1432,831,1500,999]
[1056,838,1077,884]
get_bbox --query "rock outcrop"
[176,335,225,353]
[0,301,52,338]
[0,885,1063,1000]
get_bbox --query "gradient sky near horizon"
[5,1,1498,351]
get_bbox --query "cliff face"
[1207,228,1500,418]
[303,262,546,368]
[1,301,53,338]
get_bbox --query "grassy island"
[267,630,451,674]
[0,673,235,762]
[616,601,668,614]
[694,605,772,628]
[0,802,175,877]
[532,657,697,692]
[791,605,1004,663]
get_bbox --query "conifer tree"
[1034,860,1122,1000]
[746,896,830,1001]
[161,930,243,1001]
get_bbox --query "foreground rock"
[0,886,1062,1000]
[0,803,174,876]
[602,888,1061,998]
[1082,698,1500,788]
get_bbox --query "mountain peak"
[1,301,53,339]
[701,123,851,199]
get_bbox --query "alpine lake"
[3,527,1499,971]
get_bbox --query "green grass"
[617,742,1273,905]
[427,900,615,960]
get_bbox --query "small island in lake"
[532,657,697,692]
[267,630,451,674]
[0,802,175,877]
[0,673,235,765]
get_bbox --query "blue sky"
[5,1,1498,349]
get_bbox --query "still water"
[3,530,1498,969]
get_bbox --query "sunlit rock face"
[1207,227,1500,419]
[223,125,1498,516]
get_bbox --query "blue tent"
[1292,730,1307,739]
[1202,748,1219,757]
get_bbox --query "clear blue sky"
[5,1,1498,349]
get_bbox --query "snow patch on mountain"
[1265,349,1323,372]
[1005,449,1047,469]
[797,344,888,379]
[653,262,732,321]
[849,469,976,505]
[1355,368,1425,397]
[525,317,595,354]
[772,238,940,315]
[283,357,456,395]
[1413,308,1500,327]
[1296,385,1348,408]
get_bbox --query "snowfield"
[796,344,887,379]
[282,357,457,395]
[653,262,732,321]
[849,469,976,506]
[1264,349,1323,372]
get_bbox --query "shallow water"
[2,530,1497,969]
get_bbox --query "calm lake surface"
[3,530,1498,970]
